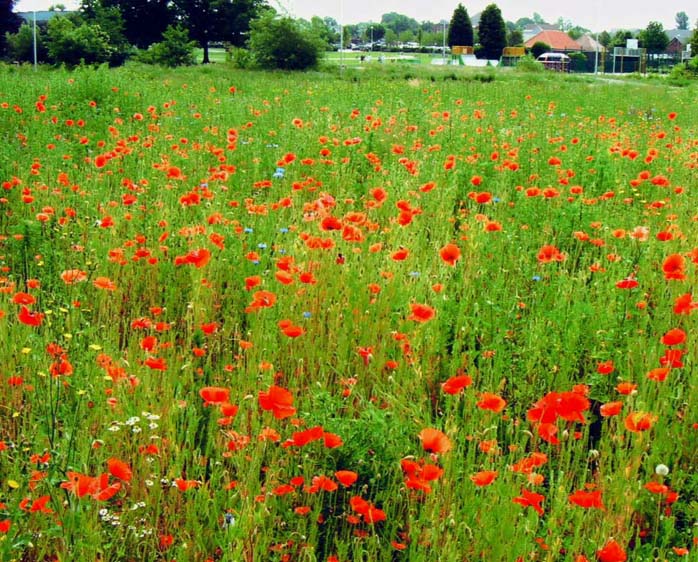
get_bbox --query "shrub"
[46,16,114,67]
[248,13,323,71]
[137,25,197,68]
[516,54,544,72]
[5,23,48,63]
[530,41,551,59]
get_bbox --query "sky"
[14,0,695,32]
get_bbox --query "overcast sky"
[14,0,694,32]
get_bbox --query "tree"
[381,12,419,35]
[478,4,506,59]
[45,14,114,66]
[447,4,473,47]
[94,0,172,48]
[676,11,689,30]
[6,22,48,62]
[80,2,130,65]
[1,0,23,57]
[610,30,633,48]
[530,41,550,58]
[598,30,611,48]
[639,21,669,54]
[507,29,523,47]
[248,12,322,70]
[138,24,196,66]
[172,0,265,63]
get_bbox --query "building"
[524,30,582,52]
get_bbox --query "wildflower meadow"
[0,63,697,561]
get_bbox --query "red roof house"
[524,30,582,51]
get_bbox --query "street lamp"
[441,20,447,65]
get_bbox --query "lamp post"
[33,11,38,71]
[442,20,447,65]
[370,24,373,51]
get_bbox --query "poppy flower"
[18,306,43,327]
[258,385,296,420]
[599,401,623,417]
[662,254,685,281]
[439,243,461,266]
[107,458,133,482]
[12,292,35,305]
[537,245,566,263]
[569,489,605,509]
[596,539,627,562]
[408,303,435,323]
[199,386,230,405]
[335,470,358,487]
[624,411,657,433]
[660,328,686,346]
[61,269,88,284]
[441,374,473,395]
[596,360,614,375]
[470,470,498,487]
[476,392,507,413]
[418,428,451,454]
[93,277,117,291]
[513,489,545,515]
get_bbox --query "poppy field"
[0,63,697,561]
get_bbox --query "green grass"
[0,61,697,561]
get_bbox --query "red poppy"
[441,374,473,395]
[18,306,43,327]
[537,245,566,263]
[107,458,133,482]
[93,277,117,291]
[596,360,614,375]
[513,489,545,515]
[258,385,296,419]
[408,303,435,323]
[599,401,623,417]
[439,243,461,266]
[335,470,358,487]
[418,428,451,454]
[61,269,88,284]
[661,328,686,346]
[476,392,507,413]
[470,470,498,487]
[624,411,657,433]
[199,386,230,405]
[662,254,685,281]
[596,539,627,562]
[12,292,35,305]
[569,489,605,509]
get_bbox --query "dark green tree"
[381,12,419,35]
[610,30,633,48]
[507,28,523,46]
[639,21,669,54]
[80,2,130,64]
[95,0,171,48]
[530,41,550,58]
[676,11,689,30]
[248,12,322,70]
[1,0,23,57]
[447,4,473,47]
[172,0,266,63]
[138,24,197,66]
[691,24,698,57]
[5,22,49,62]
[478,3,506,59]
[45,14,114,66]
[598,30,611,47]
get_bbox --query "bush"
[530,41,551,59]
[516,54,544,72]
[137,25,197,68]
[229,46,253,69]
[46,16,114,67]
[5,23,48,63]
[248,13,323,71]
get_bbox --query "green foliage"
[380,11,419,35]
[675,11,689,31]
[598,30,612,47]
[515,53,544,72]
[477,3,506,59]
[1,0,23,57]
[79,3,131,65]
[45,15,114,67]
[137,24,196,67]
[610,30,634,48]
[248,13,323,71]
[530,41,551,58]
[639,21,669,54]
[568,51,588,71]
[507,28,523,47]
[691,26,698,59]
[5,22,49,63]
[98,0,172,49]
[447,3,473,48]
[229,46,253,69]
